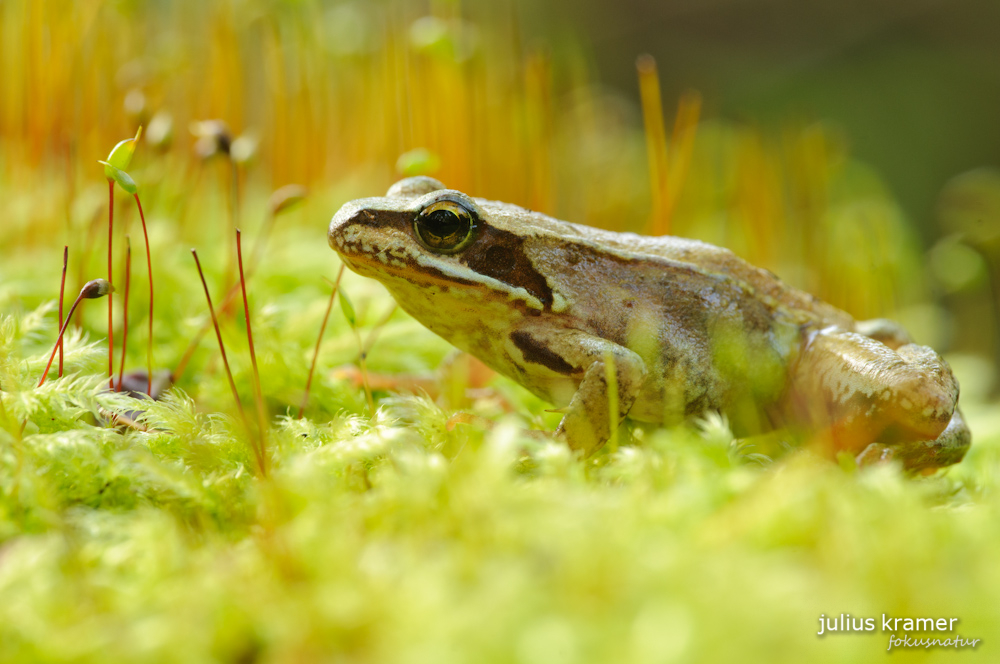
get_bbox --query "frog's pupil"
[426,209,462,237]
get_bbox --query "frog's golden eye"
[413,199,479,253]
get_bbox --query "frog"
[328,176,970,470]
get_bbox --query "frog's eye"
[414,199,478,253]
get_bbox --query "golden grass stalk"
[299,265,346,419]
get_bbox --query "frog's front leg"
[786,326,970,470]
[509,325,648,455]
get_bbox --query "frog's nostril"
[329,203,363,244]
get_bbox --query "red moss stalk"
[191,249,265,475]
[299,264,346,418]
[107,180,115,389]
[38,280,114,388]
[236,229,268,472]
[116,237,132,392]
[27,279,113,436]
[134,193,154,395]
[58,245,68,377]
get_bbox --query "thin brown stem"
[248,211,276,275]
[172,276,246,383]
[116,237,132,392]
[25,281,109,437]
[38,296,86,389]
[362,303,398,356]
[299,265,346,419]
[38,279,113,390]
[354,328,376,416]
[236,229,268,475]
[173,236,260,383]
[191,249,264,475]
[58,245,68,377]
[231,162,241,235]
[107,180,115,389]
[171,328,200,383]
[224,159,240,287]
[134,193,154,395]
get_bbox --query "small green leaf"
[106,125,143,173]
[338,290,357,328]
[396,147,441,177]
[98,161,138,194]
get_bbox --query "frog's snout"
[328,197,416,265]
[329,203,375,276]
[327,201,360,252]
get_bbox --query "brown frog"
[328,177,970,470]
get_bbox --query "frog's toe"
[876,408,971,471]
[883,343,960,441]
[856,442,895,467]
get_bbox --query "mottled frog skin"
[329,177,970,469]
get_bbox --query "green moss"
[0,132,993,664]
[1,283,998,662]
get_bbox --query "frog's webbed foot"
[787,326,970,469]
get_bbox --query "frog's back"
[594,231,853,328]
[480,198,854,329]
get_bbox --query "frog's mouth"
[334,251,362,274]
[343,246,482,293]
[331,248,391,282]
[327,220,475,292]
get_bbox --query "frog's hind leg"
[786,326,969,469]
[857,407,971,471]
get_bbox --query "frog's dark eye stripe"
[461,225,554,310]
[414,198,478,253]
